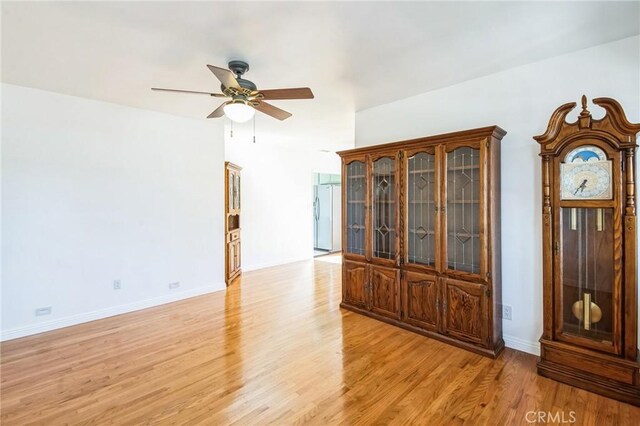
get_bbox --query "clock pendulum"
[570,209,603,331]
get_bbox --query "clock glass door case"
[554,142,622,355]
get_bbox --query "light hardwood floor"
[2,255,639,425]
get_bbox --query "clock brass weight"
[535,96,640,406]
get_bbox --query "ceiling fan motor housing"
[221,60,257,92]
[228,60,249,76]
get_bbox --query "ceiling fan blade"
[207,102,228,119]
[254,101,292,121]
[151,87,226,97]
[207,65,241,90]
[258,87,314,100]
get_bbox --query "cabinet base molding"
[340,302,505,359]
[538,339,640,406]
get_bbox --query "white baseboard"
[1,284,225,341]
[504,334,540,356]
[243,255,311,272]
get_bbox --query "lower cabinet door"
[227,242,235,277]
[343,260,368,308]
[443,278,489,345]
[235,241,241,271]
[370,265,401,320]
[403,271,440,332]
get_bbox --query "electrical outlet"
[113,280,122,290]
[35,307,52,316]
[502,304,513,321]
[169,282,180,289]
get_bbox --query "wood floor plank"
[2,255,639,425]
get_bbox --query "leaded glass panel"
[446,147,480,273]
[407,152,436,266]
[373,157,396,260]
[346,161,365,255]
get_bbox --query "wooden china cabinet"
[535,97,640,405]
[225,162,242,285]
[338,126,506,357]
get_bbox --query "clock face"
[560,146,612,200]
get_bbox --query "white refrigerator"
[313,184,341,252]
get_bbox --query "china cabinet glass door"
[234,174,240,210]
[346,161,366,256]
[407,151,437,267]
[228,172,235,212]
[445,146,481,274]
[372,156,396,260]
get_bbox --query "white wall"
[1,84,226,340]
[225,136,341,271]
[355,36,640,355]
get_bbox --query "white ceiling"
[2,1,639,151]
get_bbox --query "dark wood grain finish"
[443,279,489,345]
[403,271,439,332]
[535,96,640,405]
[489,134,503,348]
[342,260,367,309]
[370,265,401,320]
[339,126,505,357]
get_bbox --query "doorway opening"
[313,173,341,257]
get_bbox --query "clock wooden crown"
[535,96,640,406]
[534,95,640,154]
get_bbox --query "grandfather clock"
[535,96,640,405]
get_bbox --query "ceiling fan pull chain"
[230,120,234,138]
[253,115,256,144]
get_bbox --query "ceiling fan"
[152,60,314,123]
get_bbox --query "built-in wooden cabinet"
[339,126,506,357]
[225,162,242,285]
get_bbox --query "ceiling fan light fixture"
[224,100,255,123]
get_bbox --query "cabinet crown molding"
[338,125,506,157]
